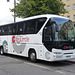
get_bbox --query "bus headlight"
[53,52,63,58]
[45,52,50,60]
[54,52,62,54]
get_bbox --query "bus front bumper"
[51,48,75,61]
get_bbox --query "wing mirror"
[56,25,59,32]
[74,24,75,27]
[51,22,59,32]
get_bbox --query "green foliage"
[11,0,67,18]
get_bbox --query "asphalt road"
[0,54,75,75]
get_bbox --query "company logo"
[12,36,29,45]
[63,46,66,49]
[12,36,15,43]
[63,46,73,50]
[12,35,29,54]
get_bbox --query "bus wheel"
[0,47,4,55]
[29,50,37,62]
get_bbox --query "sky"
[0,0,23,25]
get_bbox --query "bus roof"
[17,14,69,22]
[0,14,69,26]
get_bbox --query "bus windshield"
[43,17,75,42]
[52,17,75,41]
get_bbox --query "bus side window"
[12,24,17,35]
[2,26,4,35]
[28,20,36,34]
[8,25,12,35]
[18,23,23,34]
[43,20,52,41]
[24,20,35,34]
[2,26,8,35]
[0,27,2,35]
[23,23,26,34]
[36,18,47,33]
[23,18,46,34]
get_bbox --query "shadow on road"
[3,54,75,67]
[37,60,75,67]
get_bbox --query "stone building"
[61,0,75,23]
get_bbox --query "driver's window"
[43,20,52,41]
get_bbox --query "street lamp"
[14,0,16,22]
[7,0,10,2]
[74,24,75,41]
[7,0,16,22]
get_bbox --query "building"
[61,0,75,23]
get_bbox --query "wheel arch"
[28,48,37,58]
[0,45,3,49]
[0,45,4,55]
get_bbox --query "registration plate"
[66,56,71,58]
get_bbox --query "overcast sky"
[0,0,23,25]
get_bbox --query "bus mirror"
[56,25,59,32]
[52,23,56,33]
[51,22,59,32]
[74,24,75,27]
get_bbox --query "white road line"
[56,70,66,74]
[25,62,53,70]
[24,62,66,74]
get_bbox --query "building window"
[73,15,75,20]
[67,5,70,11]
[73,4,75,9]
[67,16,70,19]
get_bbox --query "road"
[0,54,75,75]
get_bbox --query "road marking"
[56,70,66,74]
[25,62,66,74]
[25,62,53,70]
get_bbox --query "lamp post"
[14,0,16,22]
[7,0,16,22]
[7,0,9,2]
[74,24,75,41]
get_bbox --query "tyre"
[29,50,37,62]
[0,47,4,55]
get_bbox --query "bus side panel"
[0,36,2,46]
[38,45,44,59]
[7,36,13,54]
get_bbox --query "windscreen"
[43,17,75,51]
[43,17,75,42]
[52,17,75,41]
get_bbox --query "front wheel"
[29,50,37,62]
[0,47,4,55]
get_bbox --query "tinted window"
[17,22,24,34]
[51,17,74,41]
[23,18,47,34]
[36,18,47,33]
[2,26,8,35]
[43,20,52,41]
[0,17,47,35]
[8,25,13,35]
[0,27,2,35]
[24,20,36,34]
[12,24,18,35]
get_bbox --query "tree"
[11,0,67,18]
